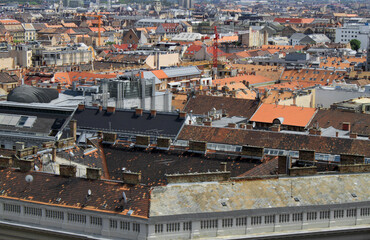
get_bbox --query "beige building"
[22,23,37,42]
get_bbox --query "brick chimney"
[107,106,116,114]
[179,112,187,119]
[239,123,246,129]
[150,109,157,117]
[271,124,280,132]
[0,156,12,169]
[135,108,143,116]
[228,123,236,128]
[69,120,77,141]
[98,105,103,112]
[246,124,253,129]
[204,121,212,126]
[349,132,357,139]
[78,104,85,111]
[52,147,57,162]
[278,155,290,174]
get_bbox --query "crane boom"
[213,26,219,69]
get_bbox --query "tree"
[350,39,361,52]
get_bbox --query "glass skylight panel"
[23,116,37,128]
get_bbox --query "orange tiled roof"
[250,103,316,127]
[274,18,315,24]
[89,27,106,32]
[280,69,346,84]
[213,75,274,87]
[62,22,78,28]
[151,70,168,79]
[0,19,21,25]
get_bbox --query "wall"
[279,92,314,108]
[0,57,15,70]
[145,53,180,69]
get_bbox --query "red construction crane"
[213,26,219,69]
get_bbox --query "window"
[307,212,317,221]
[360,208,370,216]
[279,214,290,223]
[110,219,118,229]
[90,216,102,226]
[133,223,140,232]
[155,224,163,233]
[264,215,275,224]
[347,209,356,218]
[320,210,330,219]
[200,219,218,229]
[166,222,180,232]
[46,210,64,220]
[334,210,344,219]
[183,221,192,231]
[293,213,302,222]
[120,221,130,231]
[68,213,86,224]
[236,217,247,226]
[251,216,262,225]
[3,203,21,213]
[222,218,233,228]
[25,206,42,217]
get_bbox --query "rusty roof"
[178,125,370,157]
[0,169,150,218]
[309,109,370,137]
[184,94,260,118]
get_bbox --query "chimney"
[59,164,77,177]
[107,106,116,114]
[57,85,62,93]
[228,122,236,128]
[135,108,143,116]
[0,156,12,168]
[86,167,102,180]
[246,124,253,129]
[342,122,351,131]
[271,124,280,132]
[336,131,339,137]
[98,105,103,112]
[278,155,290,174]
[349,132,357,139]
[156,137,171,149]
[150,109,157,118]
[179,111,187,119]
[78,104,85,111]
[220,162,227,172]
[19,159,34,172]
[122,171,141,185]
[309,128,316,135]
[97,131,103,139]
[239,123,246,129]
[316,128,322,136]
[69,120,77,141]
[52,147,57,162]
[204,121,212,126]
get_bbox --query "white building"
[335,24,370,51]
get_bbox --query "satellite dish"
[34,165,39,171]
[122,191,127,204]
[88,189,92,196]
[25,175,34,183]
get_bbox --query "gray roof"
[163,66,201,78]
[7,85,59,103]
[150,173,370,217]
[290,33,306,40]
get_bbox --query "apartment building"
[335,24,370,50]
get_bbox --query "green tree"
[350,39,361,52]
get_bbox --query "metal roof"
[163,66,201,78]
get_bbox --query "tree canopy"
[350,39,361,51]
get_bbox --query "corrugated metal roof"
[150,173,370,217]
[163,66,201,78]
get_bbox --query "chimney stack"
[179,112,187,119]
[86,167,102,180]
[69,120,77,141]
[349,132,357,139]
[78,104,85,111]
[204,121,212,126]
[107,106,116,114]
[271,124,281,132]
[135,108,143,116]
[98,105,103,112]
[122,171,141,185]
[19,159,34,172]
[150,109,157,118]
[220,162,227,172]
[228,122,236,128]
[52,147,57,162]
